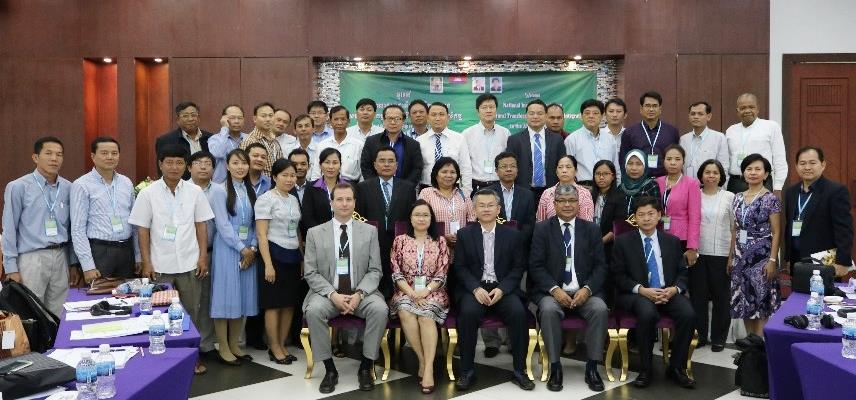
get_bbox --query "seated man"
[529,183,609,392]
[302,183,388,394]
[453,189,534,391]
[612,196,696,389]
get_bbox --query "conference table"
[791,342,856,400]
[764,291,844,399]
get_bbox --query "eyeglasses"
[192,160,213,167]
[554,198,578,205]
[384,116,404,122]
[497,164,517,170]
[595,172,613,177]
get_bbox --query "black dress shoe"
[358,369,375,391]
[711,344,725,352]
[547,368,563,392]
[585,368,605,391]
[666,367,695,388]
[511,371,535,391]
[284,354,298,363]
[319,370,338,393]
[455,370,476,391]
[633,371,651,388]
[217,354,242,366]
[484,346,499,358]
[236,353,253,361]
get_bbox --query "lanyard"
[101,174,118,215]
[738,191,762,227]
[689,131,707,166]
[642,121,662,154]
[563,226,573,257]
[275,189,296,220]
[235,183,249,226]
[663,174,683,213]
[338,235,350,256]
[32,173,60,218]
[253,179,264,196]
[446,190,462,219]
[797,192,813,220]
[416,242,425,274]
[483,125,497,162]
[588,129,604,159]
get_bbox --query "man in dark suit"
[155,101,213,179]
[505,99,566,202]
[784,146,853,277]
[489,151,536,248]
[356,146,417,299]
[360,104,423,185]
[529,183,609,392]
[612,196,695,389]
[453,189,534,391]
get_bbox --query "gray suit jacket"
[302,219,382,307]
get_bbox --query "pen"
[140,346,145,357]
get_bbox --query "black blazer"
[299,183,332,239]
[505,129,566,188]
[453,223,525,301]
[488,183,536,249]
[784,176,853,265]
[360,131,424,185]
[154,128,213,179]
[528,217,607,304]
[611,229,688,295]
[355,177,417,236]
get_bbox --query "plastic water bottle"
[810,269,825,296]
[843,313,856,359]
[167,297,184,337]
[806,292,823,331]
[139,278,153,314]
[149,310,166,354]
[75,353,98,400]
[95,344,116,399]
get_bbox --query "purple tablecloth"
[54,288,200,349]
[792,342,856,400]
[45,347,197,400]
[764,292,842,399]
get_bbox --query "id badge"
[647,154,659,168]
[45,218,58,237]
[162,225,177,241]
[792,220,802,237]
[287,221,298,237]
[110,215,124,234]
[739,229,748,244]
[449,221,461,234]
[483,160,495,174]
[414,276,427,290]
[238,225,249,240]
[565,257,573,271]
[336,257,349,275]
[661,215,671,230]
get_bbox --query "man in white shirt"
[680,101,729,181]
[725,93,787,196]
[565,99,619,188]
[274,108,299,154]
[406,99,430,139]
[312,106,364,182]
[463,94,510,193]
[209,104,248,183]
[346,98,384,141]
[600,98,627,162]
[417,102,472,195]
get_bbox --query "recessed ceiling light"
[353,57,363,62]
[103,57,113,63]
[153,58,163,63]
[463,56,473,61]
[573,55,582,60]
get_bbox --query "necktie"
[381,181,391,229]
[482,231,496,282]
[434,133,443,161]
[644,237,661,288]
[338,224,352,294]
[533,133,545,187]
[563,223,574,285]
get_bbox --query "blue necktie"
[644,237,661,288]
[434,133,443,161]
[533,133,545,187]
[563,223,573,285]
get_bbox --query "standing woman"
[301,147,344,235]
[693,159,734,352]
[255,159,302,364]
[418,157,475,247]
[614,149,661,236]
[210,149,259,365]
[389,200,451,393]
[535,155,594,222]
[656,144,701,259]
[730,153,781,337]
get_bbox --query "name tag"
[739,229,748,245]
[565,257,573,271]
[449,221,460,234]
[414,276,427,290]
[287,221,298,237]
[238,225,249,240]
[2,330,15,350]
[111,215,124,234]
[483,160,495,174]
[647,154,658,168]
[661,215,671,230]
[162,225,177,241]
[792,220,802,237]
[45,218,58,237]
[336,257,349,275]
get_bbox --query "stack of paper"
[48,346,140,369]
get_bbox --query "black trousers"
[456,292,528,373]
[530,186,547,205]
[617,293,695,372]
[89,240,135,278]
[689,254,731,345]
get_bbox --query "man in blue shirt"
[70,136,139,281]
[2,136,77,316]
[208,104,248,183]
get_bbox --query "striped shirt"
[417,187,475,235]
[240,128,283,175]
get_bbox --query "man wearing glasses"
[155,101,213,180]
[618,92,679,178]
[359,105,424,185]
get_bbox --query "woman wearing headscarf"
[613,149,661,236]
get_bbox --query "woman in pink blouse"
[536,155,594,222]
[418,157,475,247]
[656,144,701,265]
[390,199,450,394]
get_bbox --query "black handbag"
[0,352,75,399]
[734,334,769,398]
[791,261,836,294]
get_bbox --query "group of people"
[1,89,852,395]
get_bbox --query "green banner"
[339,71,597,133]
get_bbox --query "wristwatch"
[355,290,366,300]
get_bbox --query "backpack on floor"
[0,281,60,353]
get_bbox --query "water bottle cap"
[81,352,93,359]
[142,278,149,284]
[152,310,162,316]
[811,292,819,298]
[813,270,820,275]
[99,344,110,351]
[171,297,180,303]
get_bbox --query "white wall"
[770,0,856,124]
